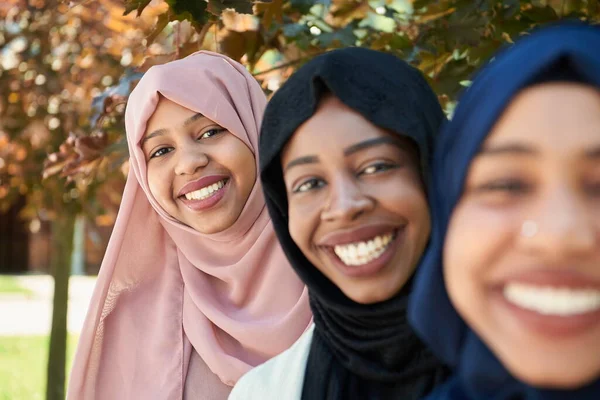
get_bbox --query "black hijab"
[408,22,600,400]
[259,47,449,400]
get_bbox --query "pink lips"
[496,269,600,290]
[177,174,229,198]
[177,174,230,212]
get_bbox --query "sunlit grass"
[0,335,77,400]
[0,276,32,296]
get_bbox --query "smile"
[183,179,227,201]
[504,283,600,316]
[317,224,404,278]
[333,231,397,266]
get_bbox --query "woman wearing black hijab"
[409,22,600,400]
[230,47,449,399]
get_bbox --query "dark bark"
[46,212,75,400]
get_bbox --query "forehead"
[282,96,390,157]
[484,82,600,151]
[145,97,196,133]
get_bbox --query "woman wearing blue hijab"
[409,22,600,400]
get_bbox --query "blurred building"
[0,202,112,275]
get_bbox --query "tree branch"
[253,52,327,76]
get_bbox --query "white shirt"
[229,324,315,400]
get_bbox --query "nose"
[174,146,209,176]
[520,184,596,258]
[320,175,374,222]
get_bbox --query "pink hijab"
[68,51,312,400]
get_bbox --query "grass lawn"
[0,335,78,400]
[0,276,32,296]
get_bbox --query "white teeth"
[375,236,383,248]
[333,232,395,267]
[358,242,368,257]
[184,179,226,201]
[504,283,600,316]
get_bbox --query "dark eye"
[584,181,600,196]
[199,128,226,140]
[359,162,397,176]
[478,179,530,194]
[293,178,325,193]
[150,147,173,159]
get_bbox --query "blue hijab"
[408,22,600,400]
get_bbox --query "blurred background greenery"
[0,0,598,399]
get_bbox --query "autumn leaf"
[208,0,255,16]
[146,11,171,45]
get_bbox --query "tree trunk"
[46,212,75,400]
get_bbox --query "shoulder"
[229,324,315,400]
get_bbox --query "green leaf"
[318,25,356,47]
[522,5,559,22]
[282,23,310,38]
[166,0,211,24]
[412,0,435,12]
[589,0,599,16]
[291,0,317,14]
[390,34,413,50]
[123,0,152,16]
[207,0,255,16]
[501,0,521,18]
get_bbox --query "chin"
[188,209,239,234]
[508,362,600,390]
[342,286,396,305]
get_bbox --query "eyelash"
[199,127,226,140]
[150,147,173,159]
[149,128,226,159]
[292,162,398,194]
[476,178,531,194]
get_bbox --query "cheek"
[443,202,519,319]
[223,140,256,191]
[377,178,430,234]
[288,198,317,251]
[146,164,169,204]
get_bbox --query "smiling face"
[142,96,256,234]
[281,96,430,304]
[444,82,600,388]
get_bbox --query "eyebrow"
[141,128,167,145]
[478,143,538,156]
[284,155,320,172]
[183,113,205,127]
[141,113,205,145]
[343,137,402,156]
[284,136,405,172]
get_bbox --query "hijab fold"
[408,22,600,400]
[68,51,311,400]
[259,47,449,400]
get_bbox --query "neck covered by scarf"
[67,51,311,400]
[408,22,600,400]
[259,47,449,400]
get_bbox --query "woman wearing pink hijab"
[67,51,312,400]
